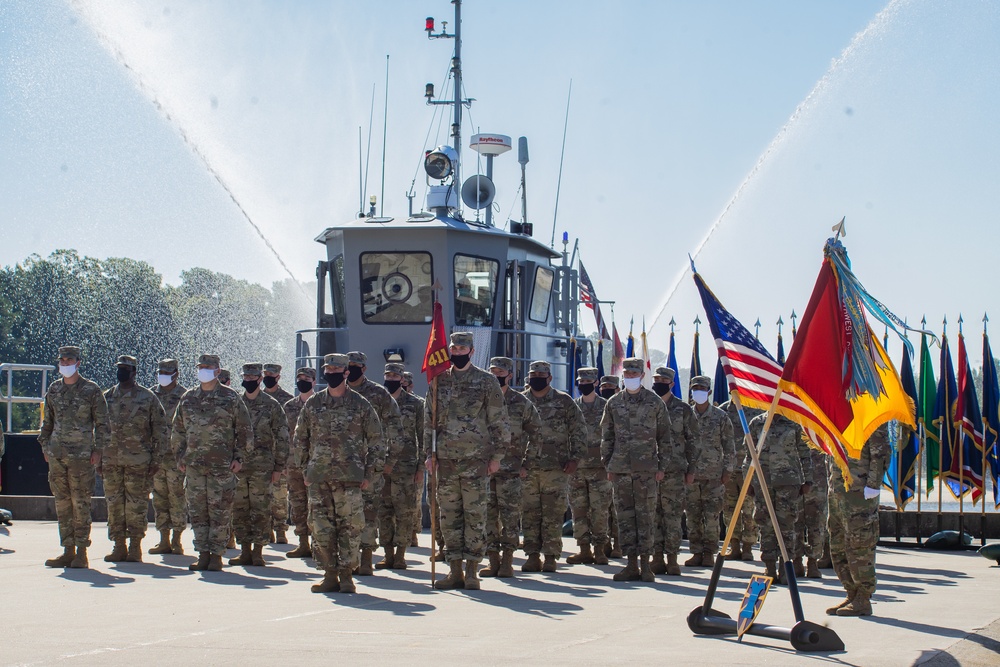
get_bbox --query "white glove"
[863,486,880,500]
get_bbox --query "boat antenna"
[380,55,389,217]
[549,79,572,249]
[357,126,363,216]
[363,82,376,214]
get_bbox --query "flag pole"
[982,414,988,546]
[916,422,923,544]
[429,376,439,587]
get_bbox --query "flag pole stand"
[688,391,844,653]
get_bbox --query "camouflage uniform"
[747,412,810,565]
[522,362,586,561]
[103,359,168,543]
[685,378,735,559]
[599,375,621,553]
[570,369,612,550]
[283,390,311,540]
[656,388,694,558]
[262,363,294,535]
[379,369,425,549]
[38,347,110,551]
[797,447,830,562]
[295,358,380,573]
[150,360,188,534]
[171,356,253,557]
[720,400,761,555]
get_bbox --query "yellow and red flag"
[422,301,451,382]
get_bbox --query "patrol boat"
[295,0,594,391]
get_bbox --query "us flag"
[579,261,610,340]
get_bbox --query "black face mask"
[384,380,402,394]
[347,366,364,382]
[324,371,345,388]
[528,377,549,392]
[116,367,134,384]
[296,379,314,394]
[242,379,260,393]
[262,376,278,389]
[577,382,595,396]
[600,388,616,399]
[652,382,671,397]
[449,353,470,369]
[494,374,508,387]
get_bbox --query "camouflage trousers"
[413,470,425,534]
[360,476,385,549]
[723,470,757,549]
[796,485,829,560]
[569,468,612,546]
[522,468,568,557]
[654,473,686,555]
[755,483,801,562]
[270,474,288,528]
[232,469,273,544]
[378,471,417,548]
[686,477,725,555]
[486,474,522,551]
[185,466,237,556]
[48,457,96,548]
[287,467,309,537]
[436,461,489,562]
[151,464,187,532]
[612,472,657,557]
[828,487,879,596]
[308,481,364,571]
[103,463,153,541]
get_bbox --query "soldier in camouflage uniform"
[149,358,189,555]
[217,369,232,386]
[346,351,399,575]
[262,363,293,544]
[567,367,612,567]
[39,345,111,569]
[796,447,829,578]
[424,332,511,590]
[599,375,623,558]
[719,399,761,562]
[684,375,735,567]
[650,367,693,575]
[283,367,316,558]
[747,412,811,584]
[376,362,425,570]
[296,353,380,594]
[481,357,540,578]
[601,358,670,582]
[229,363,289,567]
[102,355,168,563]
[402,371,427,548]
[171,354,252,572]
[827,425,890,616]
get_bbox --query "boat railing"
[0,363,53,434]
[293,327,350,372]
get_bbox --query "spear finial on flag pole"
[669,317,676,334]
[754,318,761,340]
[777,316,784,333]
[958,314,964,335]
[984,312,990,333]
[943,315,948,336]
[694,315,701,334]
[791,310,798,339]
[832,216,846,240]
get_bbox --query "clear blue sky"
[2,0,998,371]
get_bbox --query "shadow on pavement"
[314,591,436,617]
[59,568,136,588]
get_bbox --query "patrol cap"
[384,362,405,375]
[654,366,676,381]
[218,369,231,383]
[690,374,712,389]
[622,357,644,373]
[576,366,599,383]
[489,357,513,373]
[600,375,620,387]
[158,358,179,373]
[347,351,367,365]
[402,371,414,384]
[529,360,552,375]
[323,353,349,368]
[295,367,316,380]
[198,354,221,368]
[116,355,137,368]
[242,362,263,376]
[450,332,474,347]
[263,363,282,374]
[57,345,82,361]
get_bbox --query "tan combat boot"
[650,550,667,574]
[763,559,779,582]
[613,554,641,581]
[45,546,75,568]
[287,534,312,558]
[269,529,276,544]
[542,555,557,572]
[826,589,857,615]
[148,530,171,555]
[375,546,395,570]
[665,553,681,576]
[593,542,609,566]
[339,567,357,593]
[837,591,872,616]
[170,530,185,555]
[226,532,237,550]
[189,552,210,571]
[311,568,339,593]
[275,527,287,544]
[410,531,419,547]
[639,554,655,582]
[357,547,374,576]
[432,543,446,562]
[521,553,542,572]
[206,554,224,571]
[104,538,128,563]
[393,546,408,570]
[609,540,623,559]
[480,550,501,577]
[702,552,716,568]
[69,547,89,569]
[725,544,742,561]
[818,542,832,569]
[250,544,266,566]
[464,560,481,590]
[741,543,755,561]
[566,542,594,565]
[497,549,515,578]
[126,538,143,563]
[229,543,253,566]
[434,559,466,590]
[684,553,704,567]
[806,557,822,579]
[793,556,805,578]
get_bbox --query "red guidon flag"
[422,301,451,382]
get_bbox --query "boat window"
[454,254,498,327]
[360,252,434,324]
[528,266,554,323]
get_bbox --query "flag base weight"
[687,608,844,652]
